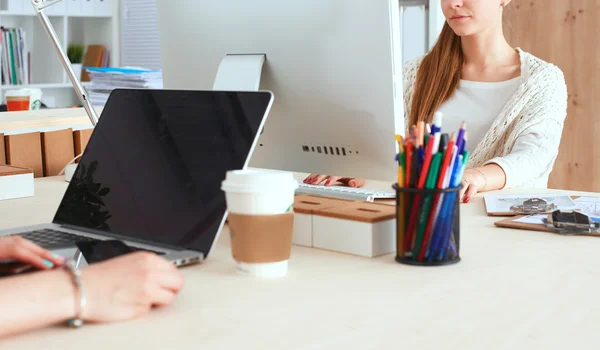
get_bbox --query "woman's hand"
[81,252,184,323]
[459,168,487,203]
[0,236,65,269]
[303,174,366,188]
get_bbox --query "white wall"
[428,0,446,49]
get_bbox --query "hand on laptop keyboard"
[303,174,366,188]
[0,236,66,271]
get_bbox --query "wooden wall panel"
[0,133,5,165]
[41,129,75,177]
[5,132,44,178]
[504,1,599,191]
[73,129,93,161]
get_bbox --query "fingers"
[348,179,365,188]
[459,180,468,199]
[463,184,478,203]
[311,174,329,185]
[324,176,342,186]
[303,174,318,184]
[0,236,62,270]
[151,288,178,308]
[18,238,65,266]
[153,271,185,293]
[338,178,366,188]
[9,244,55,270]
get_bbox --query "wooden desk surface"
[1,177,599,349]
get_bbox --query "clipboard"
[494,211,600,237]
[484,194,581,216]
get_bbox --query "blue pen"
[455,121,467,155]
[425,153,463,260]
[438,152,469,260]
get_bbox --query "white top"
[2,176,600,349]
[438,77,522,151]
[403,48,569,189]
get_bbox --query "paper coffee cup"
[221,169,298,278]
[5,89,30,112]
[5,88,42,111]
[28,88,43,110]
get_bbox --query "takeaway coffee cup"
[221,169,298,278]
[5,88,42,111]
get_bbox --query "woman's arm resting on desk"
[0,252,184,338]
[460,117,566,202]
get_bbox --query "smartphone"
[75,240,135,264]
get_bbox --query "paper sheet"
[573,197,600,218]
[484,194,579,214]
[514,214,547,225]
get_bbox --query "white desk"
[1,177,600,349]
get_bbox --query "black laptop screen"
[53,89,272,257]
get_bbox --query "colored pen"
[417,134,455,261]
[404,131,437,252]
[437,151,470,260]
[431,112,443,155]
[455,121,466,155]
[412,153,442,259]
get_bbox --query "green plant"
[67,44,85,64]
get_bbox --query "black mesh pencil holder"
[392,184,462,266]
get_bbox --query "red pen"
[418,133,456,261]
[404,133,436,252]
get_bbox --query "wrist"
[63,260,86,327]
[51,268,77,322]
[467,168,487,190]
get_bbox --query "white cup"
[221,169,298,277]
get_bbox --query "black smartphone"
[75,240,135,264]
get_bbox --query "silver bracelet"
[64,259,86,328]
[473,168,488,190]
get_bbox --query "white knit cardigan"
[402,48,568,188]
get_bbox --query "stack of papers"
[84,67,163,106]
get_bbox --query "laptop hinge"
[57,223,187,252]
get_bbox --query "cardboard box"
[292,195,354,247]
[0,165,34,201]
[312,202,396,258]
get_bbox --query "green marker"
[412,153,442,260]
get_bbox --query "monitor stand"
[212,54,266,91]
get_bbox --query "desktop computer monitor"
[156,0,405,182]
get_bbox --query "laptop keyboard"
[16,229,164,255]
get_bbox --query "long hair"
[409,22,464,126]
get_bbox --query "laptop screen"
[53,89,273,257]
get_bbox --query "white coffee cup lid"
[5,89,30,97]
[221,169,297,194]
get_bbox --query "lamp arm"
[31,0,99,126]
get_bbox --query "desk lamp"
[31,0,99,126]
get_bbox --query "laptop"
[0,89,274,267]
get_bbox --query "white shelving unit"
[0,0,120,108]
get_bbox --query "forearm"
[0,269,75,338]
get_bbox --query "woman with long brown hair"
[307,0,567,203]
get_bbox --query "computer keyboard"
[16,229,164,255]
[296,182,396,202]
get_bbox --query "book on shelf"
[0,27,30,86]
[81,44,111,82]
